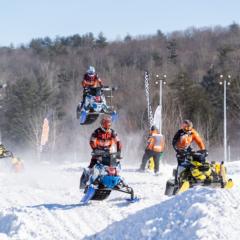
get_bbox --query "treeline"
[0,24,240,159]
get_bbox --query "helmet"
[181,119,193,132]
[101,116,112,131]
[150,125,159,133]
[87,66,95,77]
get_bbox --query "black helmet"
[150,125,159,133]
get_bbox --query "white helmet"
[87,66,95,77]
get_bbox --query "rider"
[77,66,103,118]
[82,66,102,89]
[172,119,206,165]
[89,115,122,168]
[139,125,165,174]
[79,115,122,189]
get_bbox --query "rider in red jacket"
[77,66,103,118]
[79,115,122,189]
[89,115,122,168]
[82,66,102,88]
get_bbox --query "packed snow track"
[0,161,240,240]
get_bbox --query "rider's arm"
[172,130,181,152]
[82,73,95,88]
[112,130,122,152]
[192,129,205,150]
[97,76,103,87]
[90,130,98,149]
[82,79,94,88]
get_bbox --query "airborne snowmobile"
[76,86,117,125]
[79,149,138,204]
[165,150,233,196]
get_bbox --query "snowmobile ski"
[111,111,118,122]
[178,181,190,194]
[126,196,140,203]
[81,185,96,204]
[80,111,87,125]
[224,179,234,189]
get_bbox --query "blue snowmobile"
[76,86,117,125]
[80,149,137,204]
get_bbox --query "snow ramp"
[85,187,240,240]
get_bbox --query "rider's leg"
[88,157,97,168]
[80,168,90,189]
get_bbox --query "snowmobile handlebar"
[91,149,122,159]
[177,149,208,165]
[177,149,207,157]
[84,86,117,92]
[102,86,118,91]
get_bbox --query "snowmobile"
[165,150,233,196]
[0,150,24,172]
[79,149,138,204]
[76,86,117,125]
[0,150,13,159]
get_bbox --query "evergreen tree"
[96,32,108,48]
[3,77,52,149]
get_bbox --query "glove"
[83,88,90,94]
[197,149,208,157]
[176,149,188,157]
[102,148,110,154]
[91,149,101,156]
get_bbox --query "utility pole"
[0,83,7,143]
[144,71,154,128]
[219,74,231,163]
[155,74,167,134]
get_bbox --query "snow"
[0,160,240,240]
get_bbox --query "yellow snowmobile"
[0,144,24,172]
[165,150,233,196]
[0,144,13,159]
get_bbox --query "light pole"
[155,74,167,134]
[219,74,231,163]
[0,83,7,143]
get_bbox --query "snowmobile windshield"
[87,87,102,96]
[101,155,119,167]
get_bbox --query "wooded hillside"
[1,24,240,160]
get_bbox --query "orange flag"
[40,118,49,147]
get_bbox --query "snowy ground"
[0,159,240,240]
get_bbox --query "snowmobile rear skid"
[82,184,136,204]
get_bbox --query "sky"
[0,0,240,46]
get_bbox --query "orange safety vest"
[147,133,165,153]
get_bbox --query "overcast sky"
[0,0,240,46]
